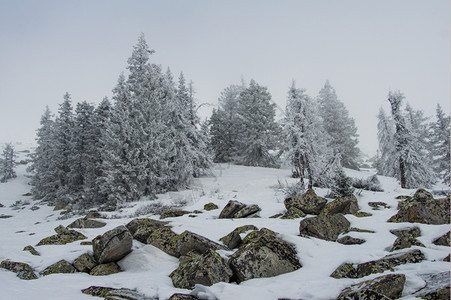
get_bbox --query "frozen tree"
[29,107,57,200]
[329,168,355,198]
[283,82,336,188]
[235,80,280,167]
[376,108,397,177]
[430,104,450,185]
[0,143,17,183]
[388,90,435,188]
[317,81,360,169]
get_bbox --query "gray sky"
[0,0,449,156]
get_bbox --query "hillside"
[0,144,449,300]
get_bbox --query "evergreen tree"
[235,79,280,167]
[283,82,335,188]
[388,90,435,188]
[329,168,355,198]
[317,81,360,169]
[29,107,57,200]
[376,108,397,177]
[0,143,17,183]
[430,104,450,185]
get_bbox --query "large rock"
[39,260,78,276]
[126,218,180,257]
[73,253,97,273]
[36,225,87,246]
[388,189,450,224]
[228,229,301,283]
[170,250,233,289]
[337,235,366,245]
[176,231,226,257]
[219,225,258,249]
[320,195,359,216]
[433,231,450,246]
[331,249,425,279]
[299,214,350,241]
[23,245,40,256]
[160,209,192,219]
[414,272,450,300]
[89,262,121,276]
[284,189,327,215]
[0,260,38,280]
[218,200,260,218]
[169,294,199,300]
[67,217,106,229]
[337,273,406,300]
[390,228,425,252]
[92,225,133,264]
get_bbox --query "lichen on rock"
[337,273,406,300]
[0,260,38,280]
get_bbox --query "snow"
[0,143,449,299]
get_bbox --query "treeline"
[30,34,211,209]
[377,91,450,188]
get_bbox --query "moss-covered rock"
[36,226,87,246]
[353,211,372,217]
[92,225,132,264]
[337,236,366,245]
[53,200,69,211]
[331,249,425,279]
[82,286,118,297]
[73,253,97,273]
[85,210,104,219]
[281,206,306,219]
[0,260,38,280]
[390,234,425,252]
[390,227,421,238]
[23,245,40,256]
[433,231,450,246]
[284,189,327,215]
[299,214,350,241]
[160,210,192,219]
[320,195,359,216]
[219,225,259,249]
[89,262,121,276]
[337,273,406,300]
[170,250,233,289]
[168,293,199,300]
[218,200,246,218]
[349,227,376,233]
[368,201,390,210]
[203,202,219,211]
[241,228,276,245]
[176,231,226,257]
[80,241,92,246]
[228,231,301,283]
[414,272,450,300]
[39,260,77,276]
[67,217,106,229]
[104,288,150,300]
[233,204,261,218]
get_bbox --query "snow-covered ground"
[0,143,449,299]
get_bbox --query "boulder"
[53,199,69,211]
[390,227,421,238]
[228,229,301,283]
[390,232,425,252]
[233,204,261,218]
[203,203,219,211]
[0,260,37,280]
[82,286,117,297]
[337,273,406,300]
[219,225,258,249]
[432,231,450,246]
[39,260,77,276]
[388,190,450,224]
[176,231,226,257]
[241,228,277,245]
[170,250,233,289]
[337,236,366,245]
[169,294,199,300]
[320,195,359,216]
[299,214,350,241]
[331,249,425,279]
[73,253,97,273]
[414,272,450,300]
[92,225,133,264]
[104,288,152,300]
[23,245,40,256]
[368,201,390,210]
[281,206,306,219]
[218,200,246,218]
[160,210,191,219]
[353,211,372,217]
[85,210,104,219]
[89,262,121,276]
[67,217,106,229]
[126,218,180,257]
[284,189,327,215]
[36,225,87,246]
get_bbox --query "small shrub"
[352,175,384,192]
[282,181,305,199]
[328,169,354,198]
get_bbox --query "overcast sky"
[0,0,449,156]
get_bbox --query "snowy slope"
[0,144,449,300]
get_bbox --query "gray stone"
[169,294,199,300]
[0,260,37,280]
[331,249,425,279]
[337,236,366,245]
[92,225,133,264]
[219,225,258,249]
[36,226,87,246]
[284,189,327,215]
[89,262,121,276]
[160,210,192,219]
[23,245,40,256]
[105,288,153,300]
[39,260,78,276]
[233,204,261,218]
[337,273,406,300]
[433,231,450,246]
[299,214,350,241]
[73,253,97,273]
[170,250,233,289]
[368,201,390,210]
[228,229,301,283]
[67,217,106,229]
[218,200,246,218]
[390,226,421,238]
[53,199,69,211]
[414,272,450,300]
[320,195,359,216]
[203,203,219,211]
[176,231,226,257]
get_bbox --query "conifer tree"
[430,104,450,185]
[0,143,17,183]
[317,81,360,169]
[376,108,397,177]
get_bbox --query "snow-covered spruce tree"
[430,104,450,185]
[283,82,336,188]
[53,93,74,199]
[317,81,360,170]
[0,143,17,183]
[388,90,435,188]
[29,107,58,200]
[209,84,244,163]
[68,101,97,201]
[235,80,280,167]
[376,107,397,177]
[329,168,355,198]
